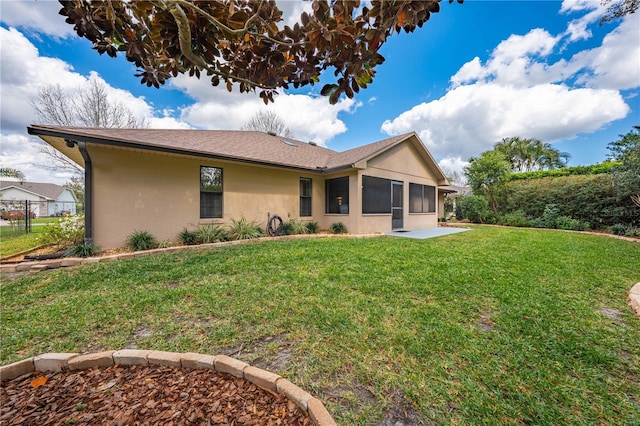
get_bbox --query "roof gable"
[0,181,67,200]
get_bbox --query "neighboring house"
[0,180,77,218]
[438,185,472,218]
[28,125,450,249]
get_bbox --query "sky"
[1,0,639,185]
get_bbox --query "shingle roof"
[27,125,447,182]
[0,181,66,200]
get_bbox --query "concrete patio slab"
[386,226,470,239]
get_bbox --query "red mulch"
[0,365,311,425]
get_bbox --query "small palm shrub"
[70,241,98,257]
[228,217,264,240]
[330,222,347,234]
[306,221,319,233]
[179,228,198,245]
[195,223,228,243]
[126,230,157,251]
[283,219,309,235]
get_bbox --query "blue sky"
[1,0,639,185]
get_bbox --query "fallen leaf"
[31,376,48,388]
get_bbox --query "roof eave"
[28,125,323,174]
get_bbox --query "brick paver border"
[0,350,336,426]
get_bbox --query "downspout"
[68,139,93,245]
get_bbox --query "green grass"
[2,227,639,424]
[0,226,51,257]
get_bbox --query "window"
[325,176,349,214]
[409,183,436,213]
[300,178,312,217]
[362,175,392,214]
[200,166,222,218]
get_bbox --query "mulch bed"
[0,365,310,425]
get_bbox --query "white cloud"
[452,28,559,87]
[0,1,74,38]
[570,13,640,90]
[0,27,189,184]
[0,27,86,134]
[172,75,359,145]
[384,7,637,163]
[382,82,628,162]
[0,134,76,184]
[438,157,469,185]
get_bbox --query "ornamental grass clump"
[228,217,264,240]
[126,230,157,251]
[195,223,228,243]
[282,219,309,235]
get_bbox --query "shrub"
[458,195,492,223]
[179,228,198,245]
[499,210,530,227]
[70,241,98,257]
[625,228,639,237]
[195,223,228,243]
[540,204,561,229]
[228,217,264,240]
[126,230,157,251]
[306,221,319,233]
[330,222,347,234]
[556,216,589,231]
[609,223,628,236]
[43,214,84,247]
[283,219,309,235]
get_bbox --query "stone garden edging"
[0,349,336,425]
[0,233,383,275]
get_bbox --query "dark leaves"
[57,0,461,103]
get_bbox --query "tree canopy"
[58,0,460,104]
[494,137,570,173]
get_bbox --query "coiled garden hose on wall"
[267,214,284,236]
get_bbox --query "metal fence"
[0,200,82,235]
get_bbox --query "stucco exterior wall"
[85,136,444,248]
[355,142,440,233]
[89,145,323,248]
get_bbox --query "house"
[438,185,472,218]
[0,180,77,218]
[27,125,449,248]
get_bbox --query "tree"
[494,137,570,172]
[607,126,640,225]
[241,110,294,138]
[58,0,461,104]
[64,175,85,207]
[464,151,512,214]
[600,0,639,24]
[32,78,148,176]
[0,168,25,180]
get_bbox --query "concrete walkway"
[386,226,470,239]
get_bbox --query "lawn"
[0,218,56,257]
[2,226,639,424]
